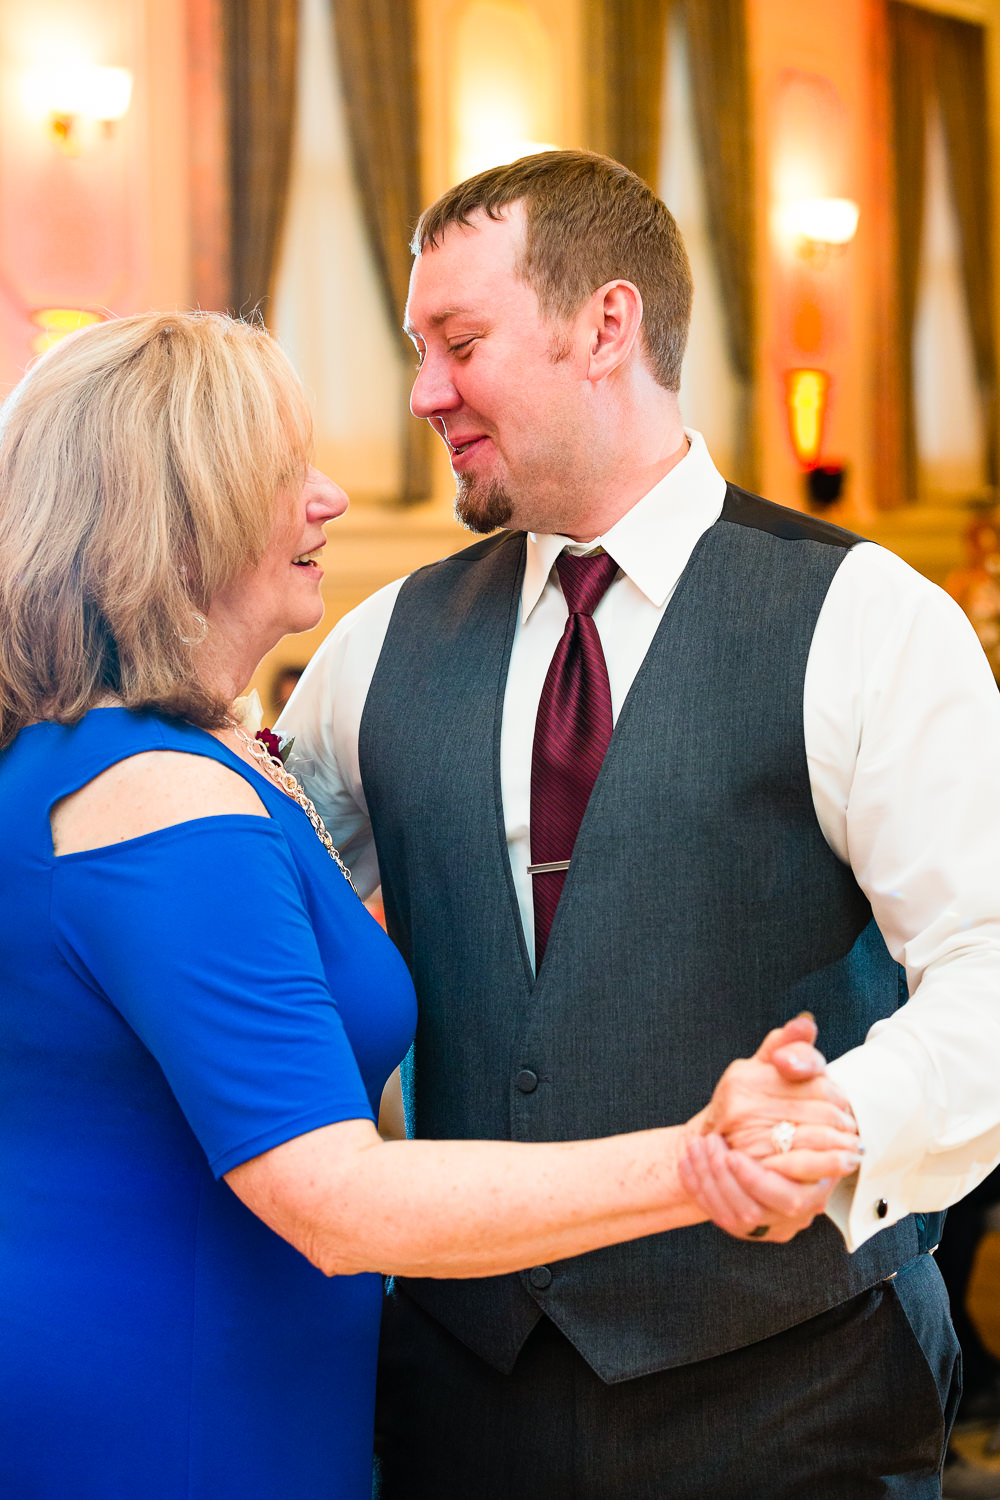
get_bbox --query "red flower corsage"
[255,727,294,765]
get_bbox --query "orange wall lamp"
[780,197,858,479]
[30,308,107,357]
[785,368,831,468]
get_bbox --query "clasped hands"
[679,1014,863,1244]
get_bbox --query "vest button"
[875,1198,889,1219]
[529,1265,552,1290]
[516,1069,539,1093]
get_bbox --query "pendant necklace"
[230,722,359,895]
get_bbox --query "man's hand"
[680,1016,864,1242]
[699,1014,861,1165]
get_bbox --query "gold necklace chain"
[231,723,358,894]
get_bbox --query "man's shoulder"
[394,529,526,603]
[326,532,524,657]
[410,528,524,573]
[719,484,868,551]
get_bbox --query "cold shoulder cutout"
[50,746,270,855]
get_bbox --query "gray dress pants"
[374,1252,960,1500]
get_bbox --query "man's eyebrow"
[403,305,476,335]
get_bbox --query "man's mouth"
[447,435,487,460]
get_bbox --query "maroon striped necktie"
[530,550,620,965]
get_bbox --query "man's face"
[405,205,593,535]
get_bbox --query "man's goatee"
[454,476,514,534]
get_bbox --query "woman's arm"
[53,756,860,1277]
[226,1018,861,1279]
[229,1116,702,1278]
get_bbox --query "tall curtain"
[585,0,671,187]
[681,0,757,488]
[888,4,930,503]
[331,0,431,502]
[585,0,756,488]
[889,2,997,498]
[187,0,231,314]
[221,0,299,320]
[935,14,998,489]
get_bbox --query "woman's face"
[206,466,348,671]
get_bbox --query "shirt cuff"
[824,1037,935,1252]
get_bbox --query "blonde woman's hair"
[0,310,312,748]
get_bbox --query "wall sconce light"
[27,65,133,153]
[785,368,830,468]
[782,197,859,265]
[30,307,106,356]
[805,462,846,509]
[458,135,559,182]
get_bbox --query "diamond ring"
[771,1120,797,1154]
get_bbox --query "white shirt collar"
[521,429,727,621]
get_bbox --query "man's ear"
[586,280,644,382]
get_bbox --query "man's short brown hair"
[412,150,692,391]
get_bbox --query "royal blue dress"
[0,709,417,1499]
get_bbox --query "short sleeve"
[52,816,375,1177]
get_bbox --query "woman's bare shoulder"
[51,749,268,855]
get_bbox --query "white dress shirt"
[281,431,1000,1253]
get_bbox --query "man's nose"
[410,356,460,420]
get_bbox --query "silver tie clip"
[527,860,571,875]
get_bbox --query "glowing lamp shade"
[785,369,830,468]
[458,136,558,180]
[789,198,859,244]
[31,308,106,356]
[89,65,133,121]
[783,197,860,253]
[41,65,133,122]
[24,64,133,151]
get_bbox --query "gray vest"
[359,486,920,1383]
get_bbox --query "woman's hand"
[680,1015,864,1242]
